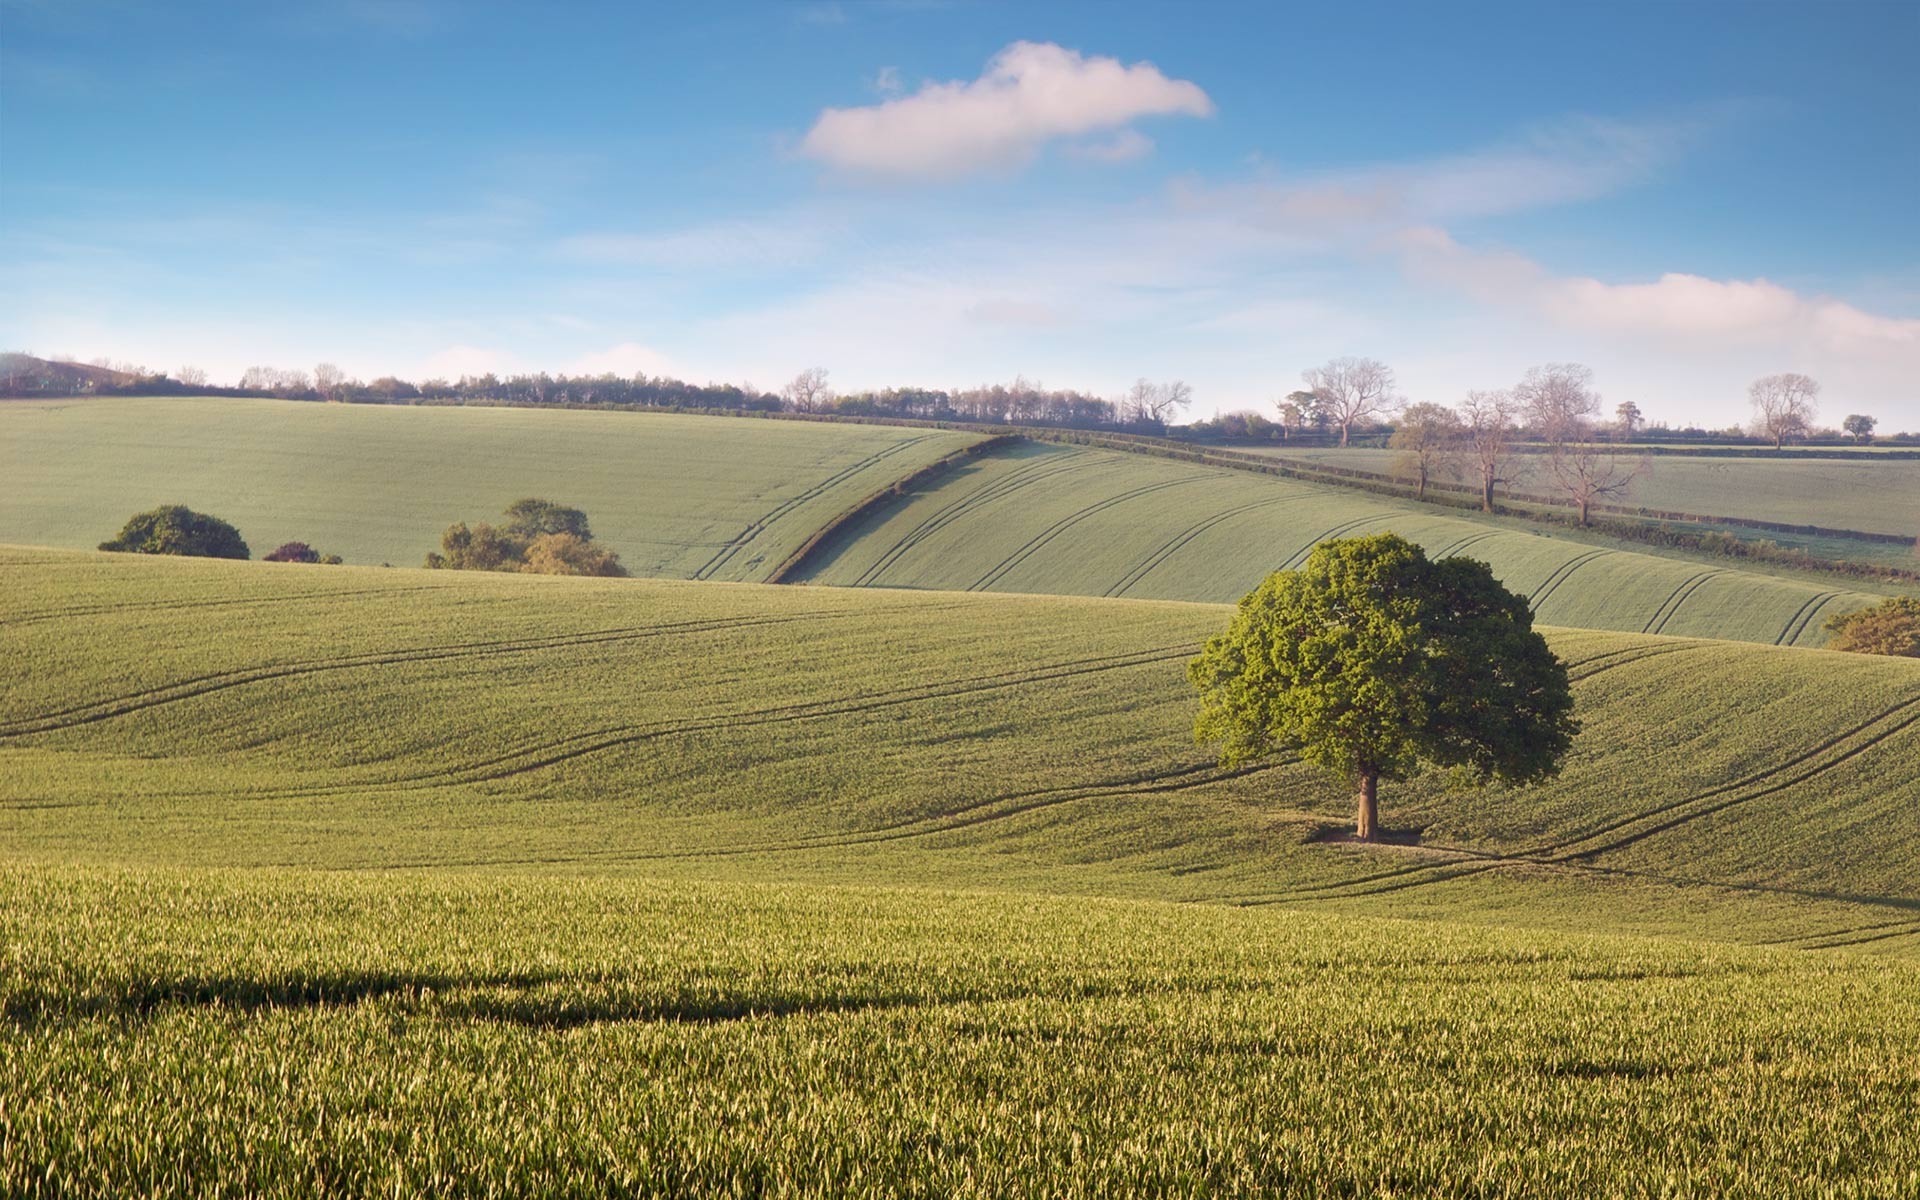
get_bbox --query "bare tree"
[1122,378,1193,425]
[781,367,833,413]
[1748,373,1820,449]
[1544,428,1649,526]
[1388,402,1462,500]
[1301,357,1400,447]
[1514,363,1600,445]
[1457,389,1522,513]
[239,365,277,391]
[175,365,209,388]
[314,362,345,401]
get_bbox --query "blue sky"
[3,0,1917,427]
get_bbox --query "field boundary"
[762,434,1019,583]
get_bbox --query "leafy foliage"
[263,541,319,563]
[425,499,627,577]
[97,505,249,559]
[1189,534,1577,832]
[1825,597,1920,657]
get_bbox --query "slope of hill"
[6,546,1916,952]
[796,440,1887,646]
[1243,444,1920,539]
[0,397,979,578]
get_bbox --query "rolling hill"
[5,545,1915,950]
[0,397,980,578]
[795,439,1887,646]
[0,399,1888,647]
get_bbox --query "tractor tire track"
[1775,590,1841,647]
[3,584,462,629]
[1640,570,1720,635]
[1104,496,1305,598]
[970,476,1205,593]
[1275,514,1383,572]
[1527,549,1612,614]
[693,436,936,580]
[852,451,1100,587]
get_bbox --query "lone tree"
[1388,402,1461,499]
[1458,389,1522,512]
[1301,357,1400,447]
[1842,414,1877,444]
[1543,433,1648,526]
[100,505,250,559]
[780,367,833,413]
[1748,372,1819,449]
[1614,401,1643,435]
[1189,534,1577,841]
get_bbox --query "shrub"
[520,532,627,577]
[99,506,249,560]
[1823,597,1920,657]
[263,542,321,563]
[425,500,624,577]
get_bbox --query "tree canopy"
[1823,597,1920,658]
[426,499,626,577]
[99,505,250,560]
[1189,533,1578,840]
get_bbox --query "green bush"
[99,506,249,560]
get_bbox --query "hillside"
[0,397,979,579]
[2,399,1890,647]
[1241,444,1920,540]
[6,546,1916,951]
[796,439,1887,646]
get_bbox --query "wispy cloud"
[800,41,1212,179]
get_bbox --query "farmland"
[0,399,1889,647]
[0,397,978,578]
[7,868,1918,1198]
[1241,445,1920,540]
[6,546,1918,941]
[796,440,1886,646]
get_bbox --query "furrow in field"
[1775,590,1841,646]
[693,435,936,580]
[1529,549,1613,612]
[1641,570,1719,635]
[1103,496,1304,598]
[852,452,1100,587]
[1275,514,1383,572]
[0,607,945,737]
[970,477,1206,593]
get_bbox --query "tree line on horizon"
[1,349,1906,446]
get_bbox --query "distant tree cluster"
[425,499,627,577]
[1823,598,1920,658]
[789,369,1191,432]
[263,541,343,565]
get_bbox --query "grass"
[796,440,1887,646]
[1240,445,1920,540]
[5,545,1917,944]
[0,397,978,578]
[7,547,1920,1195]
[6,867,1918,1198]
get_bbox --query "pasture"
[0,397,977,578]
[796,440,1886,646]
[1244,445,1920,539]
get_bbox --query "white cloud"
[566,341,677,377]
[799,41,1212,179]
[1396,226,1920,353]
[1067,128,1155,164]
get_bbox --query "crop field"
[1241,445,1920,539]
[6,546,1918,943]
[796,441,1886,646]
[7,548,1920,1195]
[0,397,978,578]
[7,868,1918,1198]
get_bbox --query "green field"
[797,440,1886,646]
[7,547,1917,939]
[0,397,978,578]
[9,868,1917,1197]
[1242,445,1920,539]
[1,399,1888,647]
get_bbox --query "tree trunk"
[1354,770,1379,842]
[1340,422,1351,448]
[1481,473,1495,513]
[1416,466,1427,500]
[1578,498,1590,526]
